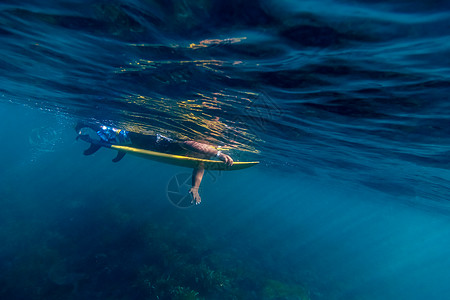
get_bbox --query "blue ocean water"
[1,0,450,299]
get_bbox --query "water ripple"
[1,0,449,205]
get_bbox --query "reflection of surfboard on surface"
[111,145,259,171]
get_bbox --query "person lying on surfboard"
[75,123,233,205]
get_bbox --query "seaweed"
[0,195,310,299]
[263,279,310,300]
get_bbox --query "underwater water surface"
[1,0,450,299]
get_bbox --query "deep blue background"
[1,1,450,299]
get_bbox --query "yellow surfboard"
[111,145,259,171]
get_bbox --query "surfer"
[75,123,233,205]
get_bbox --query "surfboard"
[110,145,259,171]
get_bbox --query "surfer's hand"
[189,187,201,205]
[219,153,234,166]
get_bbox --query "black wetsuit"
[127,132,185,155]
[76,122,203,158]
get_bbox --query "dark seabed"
[1,0,450,299]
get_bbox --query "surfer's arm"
[182,141,233,166]
[190,166,204,205]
